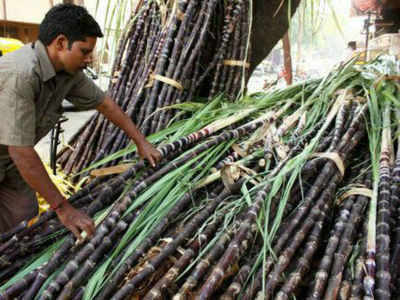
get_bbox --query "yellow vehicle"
[0,37,24,56]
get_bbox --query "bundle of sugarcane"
[57,0,252,176]
[2,57,400,300]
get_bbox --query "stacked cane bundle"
[1,57,400,300]
[58,0,251,175]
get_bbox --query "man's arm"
[8,146,95,239]
[96,96,161,167]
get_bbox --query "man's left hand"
[137,140,162,167]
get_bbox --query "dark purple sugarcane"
[390,147,400,292]
[374,102,393,300]
[58,113,99,171]
[57,113,93,166]
[139,3,184,135]
[323,242,354,299]
[119,4,158,113]
[73,114,106,173]
[338,266,353,300]
[243,115,366,300]
[52,212,139,300]
[197,203,258,299]
[275,201,330,300]
[351,242,366,300]
[209,0,242,99]
[107,14,162,157]
[40,222,114,297]
[161,0,220,117]
[112,7,149,102]
[0,184,107,259]
[173,230,233,299]
[223,3,243,100]
[195,135,308,299]
[18,181,124,299]
[327,99,352,151]
[375,187,392,297]
[154,0,214,132]
[219,263,252,300]
[307,173,367,299]
[274,104,367,257]
[142,213,224,300]
[63,110,106,175]
[196,0,240,93]
[0,255,32,283]
[147,0,196,133]
[263,176,340,299]
[195,167,274,299]
[108,3,149,96]
[324,176,372,299]
[98,183,223,299]
[214,1,236,97]
[0,269,39,299]
[110,183,243,300]
[95,29,167,161]
[227,0,249,98]
[95,3,153,151]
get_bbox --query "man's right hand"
[55,201,95,240]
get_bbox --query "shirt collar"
[34,40,56,82]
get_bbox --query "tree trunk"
[249,0,301,76]
[282,31,293,85]
[62,0,84,4]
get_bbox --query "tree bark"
[62,0,84,4]
[282,31,293,85]
[249,0,301,76]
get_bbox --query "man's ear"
[54,34,69,51]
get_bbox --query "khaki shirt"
[0,40,106,183]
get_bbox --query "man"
[0,4,161,238]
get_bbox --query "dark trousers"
[0,169,38,233]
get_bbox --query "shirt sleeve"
[0,72,36,146]
[65,71,106,110]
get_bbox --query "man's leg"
[0,169,38,233]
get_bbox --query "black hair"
[39,4,103,48]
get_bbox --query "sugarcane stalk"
[351,249,366,299]
[219,263,251,300]
[264,176,339,299]
[173,229,233,300]
[54,216,133,300]
[374,100,393,300]
[209,0,242,99]
[142,212,224,300]
[111,182,243,300]
[155,0,216,131]
[275,201,329,300]
[339,266,353,300]
[308,172,367,299]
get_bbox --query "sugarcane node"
[311,152,345,177]
[223,59,250,68]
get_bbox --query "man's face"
[59,36,97,74]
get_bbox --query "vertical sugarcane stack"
[58,0,252,176]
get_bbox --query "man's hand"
[96,97,162,167]
[55,202,95,240]
[137,140,162,167]
[8,146,96,240]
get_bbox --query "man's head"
[39,4,103,74]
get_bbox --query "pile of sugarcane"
[1,57,400,300]
[58,0,251,175]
